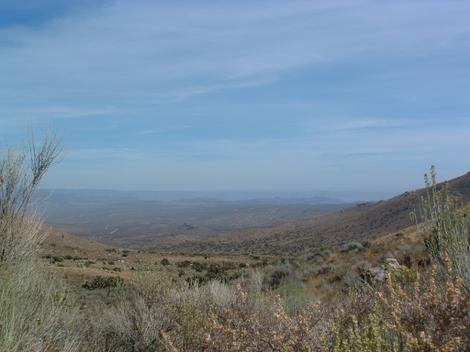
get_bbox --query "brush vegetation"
[1,135,469,352]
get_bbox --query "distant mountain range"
[35,188,396,204]
[146,171,470,255]
[33,189,352,247]
[35,172,470,255]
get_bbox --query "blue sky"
[1,0,469,196]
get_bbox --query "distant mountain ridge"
[150,171,470,254]
[35,190,350,247]
[35,188,393,203]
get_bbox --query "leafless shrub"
[0,132,61,263]
[0,133,78,352]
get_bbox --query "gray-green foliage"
[0,135,78,352]
[0,239,78,352]
[417,166,470,289]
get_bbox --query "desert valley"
[1,1,470,351]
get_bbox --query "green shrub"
[417,166,470,290]
[340,241,364,253]
[177,260,191,268]
[83,276,124,290]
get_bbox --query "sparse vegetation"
[80,168,469,351]
[1,137,468,352]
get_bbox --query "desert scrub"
[0,134,78,352]
[328,256,470,352]
[416,166,470,290]
[378,256,470,351]
[330,309,404,352]
[87,268,238,351]
[0,133,60,262]
[82,275,125,290]
[86,270,175,351]
[0,251,79,352]
[160,258,170,266]
[204,284,323,351]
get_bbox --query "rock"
[368,266,387,282]
[364,258,402,283]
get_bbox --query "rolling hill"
[149,171,470,255]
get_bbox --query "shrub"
[330,258,470,351]
[330,309,401,352]
[416,166,470,290]
[192,261,207,272]
[90,293,168,352]
[0,134,78,352]
[378,257,470,351]
[0,252,79,352]
[340,241,364,253]
[204,284,322,351]
[315,264,335,276]
[82,276,124,290]
[177,260,191,268]
[88,270,238,351]
[43,254,64,264]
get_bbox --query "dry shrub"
[86,167,470,352]
[91,293,168,352]
[88,270,238,351]
[330,309,402,352]
[87,245,470,352]
[0,133,60,263]
[204,284,323,352]
[330,256,470,352]
[378,256,470,351]
[86,270,173,351]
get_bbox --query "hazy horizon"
[34,184,423,203]
[2,1,469,192]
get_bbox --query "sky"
[1,0,469,197]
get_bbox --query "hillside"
[37,191,349,247]
[150,172,470,255]
[34,173,469,351]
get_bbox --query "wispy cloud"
[2,0,468,103]
[301,117,413,134]
[2,1,470,191]
[136,125,192,136]
[0,106,120,120]
[64,148,147,160]
[143,76,277,103]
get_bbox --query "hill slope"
[151,172,470,254]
